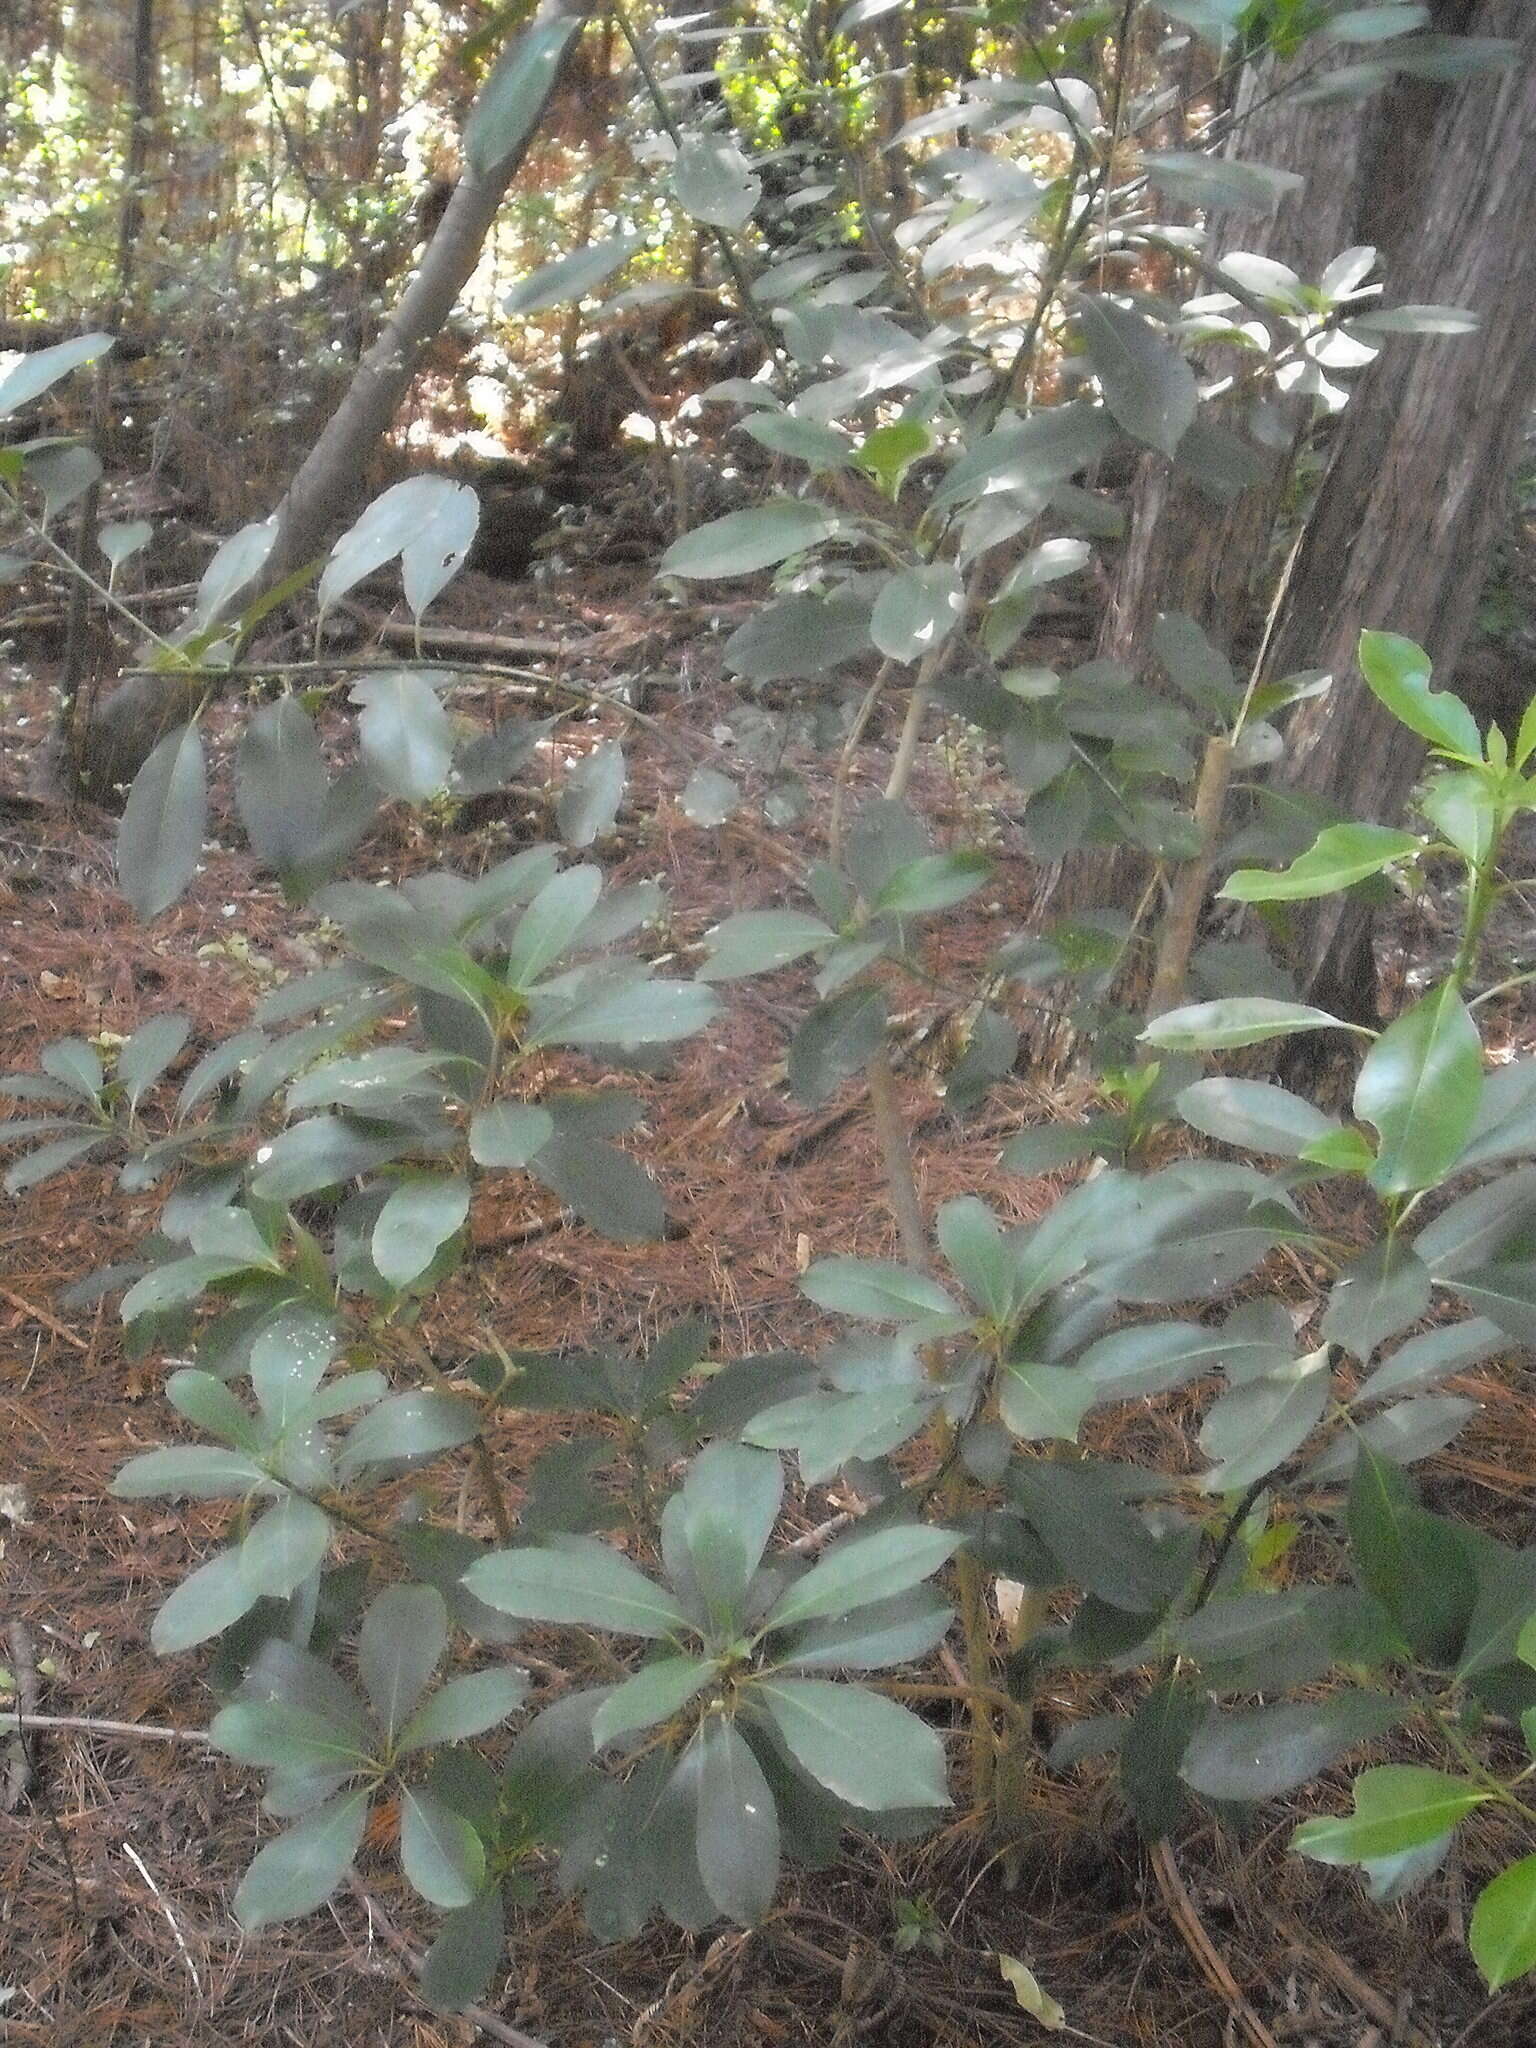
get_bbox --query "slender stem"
[867,1045,928,1270]
[0,1710,210,1745]
[1145,734,1234,1021]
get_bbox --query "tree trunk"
[76,0,594,799]
[1262,0,1536,1020]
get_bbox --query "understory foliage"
[5,0,1536,2022]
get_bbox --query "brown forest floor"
[2,568,1535,2048]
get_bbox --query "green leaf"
[113,1445,269,1499]
[590,1657,719,1749]
[421,1886,504,2012]
[463,6,584,176]
[722,590,871,681]
[742,1386,931,1487]
[1471,1855,1536,1991]
[676,1442,783,1624]
[763,1525,961,1634]
[1221,823,1422,903]
[1457,1545,1536,1682]
[397,1667,530,1754]
[40,1036,105,1102]
[236,700,350,876]
[660,501,840,580]
[191,516,278,627]
[100,518,153,572]
[1078,296,1197,458]
[1358,631,1481,759]
[1142,150,1303,214]
[739,414,852,470]
[117,1014,191,1110]
[1120,1676,1203,1838]
[240,1495,332,1598]
[1011,1462,1180,1614]
[799,1257,962,1329]
[758,1679,950,1811]
[372,1176,469,1289]
[1356,1318,1504,1404]
[556,740,624,847]
[465,1538,691,1639]
[0,331,113,417]
[855,418,932,495]
[1142,999,1362,1052]
[1323,1236,1434,1361]
[694,1716,779,1923]
[1176,1078,1339,1158]
[360,1584,447,1737]
[151,1546,263,1652]
[118,722,207,918]
[680,766,741,827]
[469,1101,554,1168]
[698,909,836,980]
[936,1196,1014,1320]
[1347,1448,1474,1665]
[1181,1694,1399,1802]
[350,670,454,800]
[783,1587,952,1672]
[234,1790,370,1930]
[873,849,989,919]
[1354,979,1483,1194]
[673,134,761,229]
[999,1363,1094,1444]
[1198,1352,1330,1492]
[338,1390,479,1473]
[869,564,964,663]
[401,1785,486,1909]
[1291,1765,1488,1866]
[503,232,644,315]
[529,1131,663,1242]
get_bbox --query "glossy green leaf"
[1176,1078,1339,1157]
[421,1885,504,2012]
[469,1101,554,1168]
[660,500,840,580]
[401,1785,486,1909]
[397,1667,530,1754]
[873,849,988,918]
[234,1789,370,1930]
[676,1441,783,1623]
[556,740,624,847]
[529,1131,663,1242]
[694,1716,779,1923]
[1142,999,1361,1052]
[463,6,583,176]
[869,564,964,663]
[350,670,454,800]
[1354,980,1483,1194]
[503,232,644,315]
[590,1657,718,1749]
[360,1584,447,1737]
[1291,1765,1488,1865]
[1078,295,1197,458]
[1358,630,1481,759]
[673,133,760,229]
[240,1495,332,1598]
[118,722,207,918]
[151,1546,263,1653]
[763,1525,961,1634]
[999,1362,1094,1443]
[372,1176,469,1289]
[1221,823,1421,903]
[1182,1694,1399,1802]
[799,1257,961,1328]
[465,1538,691,1639]
[758,1679,950,1810]
[0,331,113,417]
[1347,1447,1474,1664]
[698,909,836,980]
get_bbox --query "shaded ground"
[2,571,1534,2048]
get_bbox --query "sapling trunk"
[1144,733,1234,1020]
